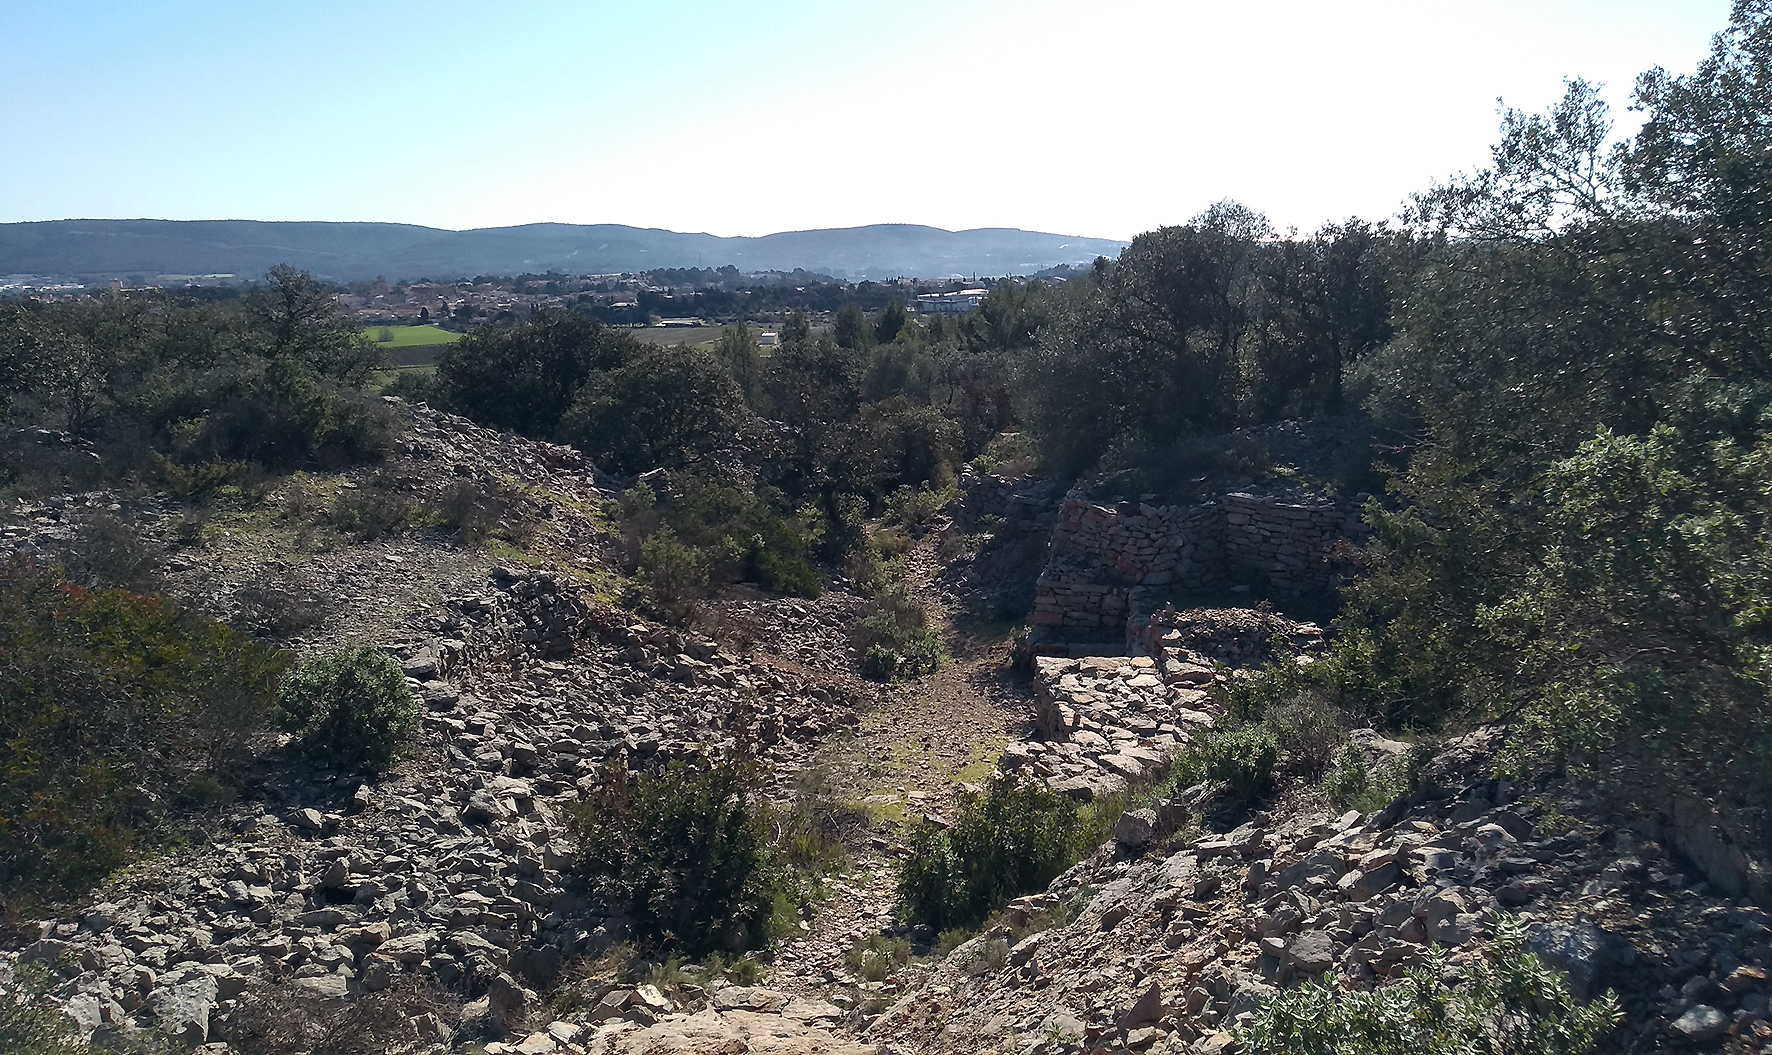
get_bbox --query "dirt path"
[766,543,1033,1001]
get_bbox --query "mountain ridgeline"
[0,219,1129,282]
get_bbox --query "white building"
[915,288,989,315]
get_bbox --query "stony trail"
[766,543,1033,1005]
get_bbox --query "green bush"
[378,368,439,404]
[1323,743,1379,812]
[556,345,749,474]
[740,532,823,598]
[638,527,710,617]
[1324,741,1423,814]
[855,582,943,681]
[618,477,823,602]
[884,481,958,538]
[172,359,397,472]
[1239,917,1621,1055]
[277,646,417,772]
[769,764,864,876]
[0,559,289,906]
[0,965,87,1055]
[845,935,912,983]
[1263,693,1354,778]
[1194,724,1278,803]
[568,758,785,957]
[894,775,1082,932]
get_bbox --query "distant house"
[757,331,780,347]
[915,288,989,315]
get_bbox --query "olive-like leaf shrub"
[277,645,417,772]
[1239,916,1622,1055]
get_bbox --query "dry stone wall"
[1019,485,1366,642]
[1221,492,1366,596]
[957,469,1066,535]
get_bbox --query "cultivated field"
[362,324,463,348]
[626,324,726,347]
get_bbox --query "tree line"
[4,0,1770,890]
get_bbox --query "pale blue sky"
[0,1,1731,240]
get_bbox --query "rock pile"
[869,737,1772,1054]
[5,561,865,1049]
[1028,487,1364,642]
[1003,656,1217,802]
[1126,604,1324,669]
[718,593,876,680]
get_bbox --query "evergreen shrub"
[1239,917,1621,1055]
[277,646,417,772]
[0,559,288,904]
[568,758,785,957]
[894,776,1081,932]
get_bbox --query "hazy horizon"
[1,1,1731,241]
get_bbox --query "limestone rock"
[1670,1004,1728,1042]
[712,985,790,1014]
[146,975,218,1045]
[1118,979,1164,1028]
[1114,808,1158,848]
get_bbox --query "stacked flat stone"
[1221,492,1366,596]
[1001,656,1219,802]
[1126,601,1325,668]
[957,469,1066,535]
[1030,488,1365,641]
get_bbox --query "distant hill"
[0,219,1127,283]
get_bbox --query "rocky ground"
[865,728,1772,1054]
[4,403,1769,1054]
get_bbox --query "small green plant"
[719,954,762,985]
[856,581,943,681]
[568,757,787,958]
[1263,693,1352,777]
[934,927,975,956]
[768,764,864,875]
[954,935,1010,977]
[1194,723,1278,803]
[276,646,417,772]
[151,453,253,501]
[1238,917,1622,1055]
[845,935,912,982]
[637,527,709,617]
[894,775,1082,932]
[884,481,957,538]
[1324,743,1377,811]
[738,532,822,598]
[0,964,86,1055]
[1324,740,1424,813]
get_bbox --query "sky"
[0,0,1733,242]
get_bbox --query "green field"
[627,325,726,347]
[363,324,463,348]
